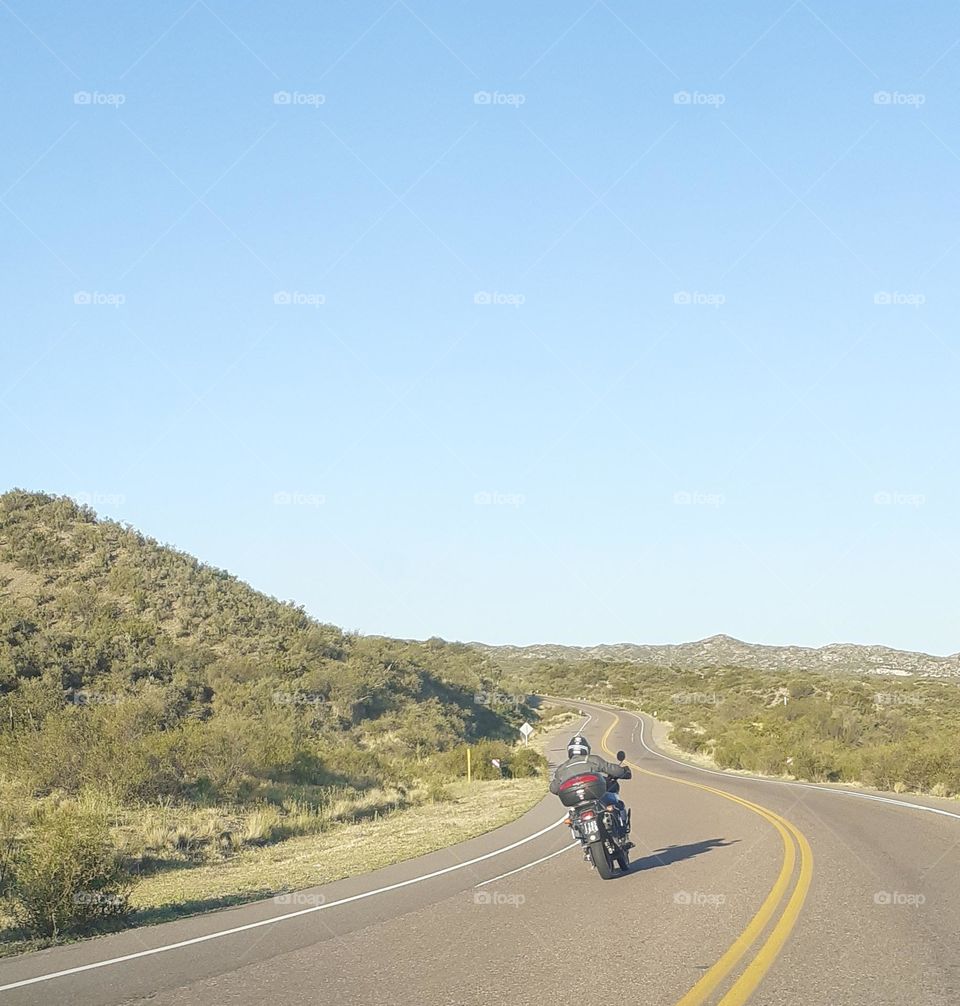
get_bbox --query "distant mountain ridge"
[470,633,960,679]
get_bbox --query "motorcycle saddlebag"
[557,772,607,806]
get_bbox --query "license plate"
[582,819,599,834]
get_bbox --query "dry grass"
[129,777,544,918]
[0,776,545,954]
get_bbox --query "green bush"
[9,807,130,938]
[426,782,453,803]
[506,746,546,778]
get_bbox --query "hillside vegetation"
[0,491,542,942]
[500,658,960,796]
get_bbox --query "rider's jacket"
[548,753,630,795]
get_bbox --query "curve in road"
[1,699,957,1005]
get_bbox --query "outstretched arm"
[597,757,631,779]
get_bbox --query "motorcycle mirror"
[616,750,626,762]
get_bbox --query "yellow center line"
[716,820,813,1005]
[598,712,812,1005]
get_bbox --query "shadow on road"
[626,837,738,875]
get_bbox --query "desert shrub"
[426,782,453,803]
[9,807,130,937]
[671,726,705,753]
[506,746,546,778]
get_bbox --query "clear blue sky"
[2,2,958,654]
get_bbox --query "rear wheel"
[588,842,616,879]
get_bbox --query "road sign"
[519,722,533,744]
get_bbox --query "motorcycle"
[558,750,632,879]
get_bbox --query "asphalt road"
[2,700,958,1005]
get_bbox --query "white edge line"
[474,842,579,887]
[0,816,568,992]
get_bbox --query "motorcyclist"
[549,734,632,839]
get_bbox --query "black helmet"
[567,734,591,758]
